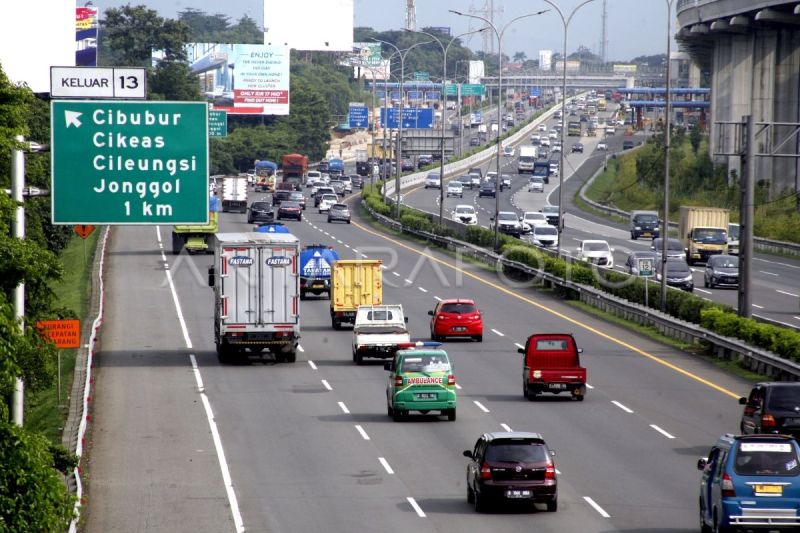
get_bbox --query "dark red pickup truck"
[518,333,586,401]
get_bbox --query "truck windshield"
[635,214,658,224]
[693,229,727,244]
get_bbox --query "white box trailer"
[209,232,300,364]
[221,176,248,213]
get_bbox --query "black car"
[317,160,329,173]
[457,174,474,189]
[478,181,496,198]
[401,158,415,171]
[622,140,635,150]
[704,254,739,288]
[469,137,481,147]
[327,203,351,224]
[541,205,560,227]
[247,201,275,224]
[313,186,336,207]
[570,142,584,153]
[417,154,433,168]
[288,191,306,210]
[277,201,302,221]
[463,432,557,512]
[624,250,657,275]
[655,258,694,292]
[739,383,800,437]
[272,189,292,206]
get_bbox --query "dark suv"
[739,382,800,437]
[463,432,557,512]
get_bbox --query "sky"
[94,0,673,62]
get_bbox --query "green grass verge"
[26,231,100,443]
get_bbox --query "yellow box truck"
[678,206,730,265]
[330,259,383,329]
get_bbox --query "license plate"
[755,484,783,495]
[452,326,466,332]
[548,383,567,390]
[642,232,652,237]
[415,393,437,400]
[505,490,531,499]
[312,283,324,288]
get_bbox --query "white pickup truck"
[351,304,409,365]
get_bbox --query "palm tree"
[512,51,527,63]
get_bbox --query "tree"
[513,51,527,63]
[148,61,203,101]
[100,6,190,66]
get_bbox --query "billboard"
[76,6,99,67]
[264,0,353,51]
[0,3,74,92]
[555,60,580,73]
[468,61,485,85]
[187,43,290,115]
[538,50,552,71]
[613,64,638,75]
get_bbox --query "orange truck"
[518,333,586,401]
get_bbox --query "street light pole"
[373,38,432,220]
[405,28,487,227]
[659,0,675,311]
[451,9,548,250]
[540,0,598,260]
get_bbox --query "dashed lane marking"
[612,400,634,413]
[650,424,676,439]
[355,425,370,440]
[379,457,395,474]
[338,401,350,414]
[308,360,317,370]
[473,400,490,413]
[407,497,426,518]
[321,380,332,391]
[583,496,611,518]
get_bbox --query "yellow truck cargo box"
[678,206,730,265]
[330,259,383,329]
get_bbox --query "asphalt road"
[86,179,756,532]
[404,105,800,328]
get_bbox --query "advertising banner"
[264,0,353,51]
[76,6,98,67]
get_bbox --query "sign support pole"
[11,135,25,425]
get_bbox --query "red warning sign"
[36,319,81,349]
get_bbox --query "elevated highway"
[677,0,800,196]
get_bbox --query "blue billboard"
[379,108,434,129]
[348,105,369,128]
[529,87,541,97]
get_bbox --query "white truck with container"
[351,304,410,365]
[518,145,538,174]
[208,232,300,364]
[221,175,248,213]
[678,206,730,265]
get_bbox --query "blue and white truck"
[299,245,340,300]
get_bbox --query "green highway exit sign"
[209,109,227,137]
[51,100,209,224]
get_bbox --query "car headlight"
[656,273,662,280]
[683,274,693,282]
[634,226,641,230]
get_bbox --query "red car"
[428,299,483,342]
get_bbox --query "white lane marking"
[796,317,800,321]
[392,271,400,277]
[650,424,676,439]
[695,288,712,295]
[379,457,395,475]
[323,231,330,236]
[404,278,413,284]
[777,290,800,298]
[754,257,800,270]
[345,244,351,249]
[321,380,332,391]
[297,345,305,353]
[583,496,611,518]
[586,383,595,389]
[360,253,368,258]
[473,400,490,413]
[407,497,426,518]
[338,401,350,414]
[760,270,779,276]
[317,228,323,232]
[418,287,428,293]
[336,239,343,244]
[455,383,462,390]
[753,304,764,309]
[514,342,525,350]
[380,265,388,270]
[491,328,505,337]
[702,297,712,302]
[500,423,512,432]
[753,314,800,329]
[308,360,317,370]
[355,425,370,440]
[434,296,442,301]
[611,400,634,413]
[156,225,244,532]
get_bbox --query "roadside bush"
[700,308,800,361]
[400,213,433,232]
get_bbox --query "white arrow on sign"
[65,111,83,128]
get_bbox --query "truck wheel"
[171,232,185,255]
[217,343,235,365]
[387,404,394,417]
[284,349,297,363]
[332,317,341,330]
[355,352,364,365]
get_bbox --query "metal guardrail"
[362,200,800,380]
[577,162,800,258]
